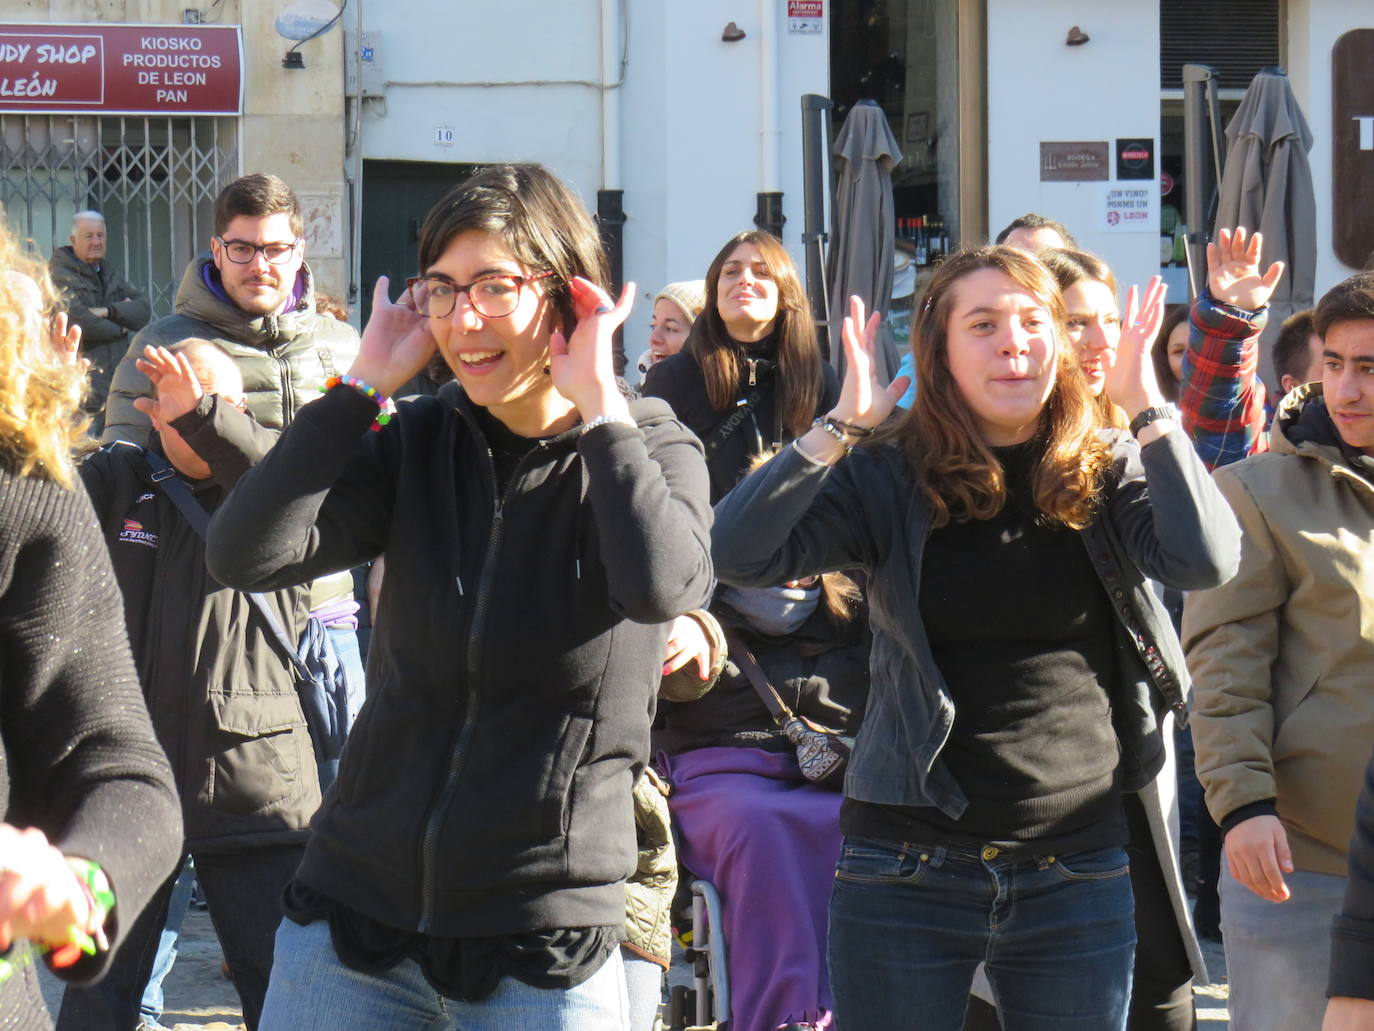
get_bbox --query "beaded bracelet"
[323,375,396,432]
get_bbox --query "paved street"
[37,908,1233,1029]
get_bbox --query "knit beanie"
[653,280,707,324]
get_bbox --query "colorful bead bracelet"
[323,375,396,432]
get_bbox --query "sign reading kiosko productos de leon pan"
[0,24,242,116]
[1334,29,1374,270]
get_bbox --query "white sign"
[434,125,454,147]
[1099,183,1155,233]
[788,0,822,34]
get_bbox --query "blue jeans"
[828,837,1136,1031]
[139,856,196,1024]
[260,917,630,1031]
[1220,862,1346,1031]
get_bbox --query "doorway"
[360,159,481,324]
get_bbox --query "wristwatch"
[1128,406,1174,437]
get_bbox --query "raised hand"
[829,295,911,430]
[49,311,85,369]
[347,276,439,397]
[1104,275,1168,417]
[0,825,96,954]
[548,277,634,422]
[133,345,203,424]
[1208,227,1285,312]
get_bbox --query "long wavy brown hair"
[0,222,88,488]
[687,231,823,437]
[882,246,1109,528]
[1039,247,1129,429]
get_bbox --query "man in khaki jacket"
[1184,270,1374,1031]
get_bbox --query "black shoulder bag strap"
[703,388,764,461]
[140,448,311,683]
[722,626,794,725]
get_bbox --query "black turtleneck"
[842,440,1126,854]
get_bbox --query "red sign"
[0,23,242,115]
[788,1,823,16]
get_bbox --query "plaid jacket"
[1179,290,1270,470]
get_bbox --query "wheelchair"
[663,877,730,1031]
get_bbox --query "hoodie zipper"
[746,357,759,387]
[415,438,547,933]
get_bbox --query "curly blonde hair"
[0,220,89,488]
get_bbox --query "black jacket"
[0,463,181,1026]
[79,396,319,853]
[642,347,840,503]
[1329,744,1374,1000]
[654,597,870,757]
[48,245,151,347]
[205,384,713,937]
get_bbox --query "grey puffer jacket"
[101,254,359,446]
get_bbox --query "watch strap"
[1129,405,1174,436]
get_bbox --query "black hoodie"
[206,383,713,937]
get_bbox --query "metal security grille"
[0,115,238,317]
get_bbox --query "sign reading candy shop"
[0,24,242,115]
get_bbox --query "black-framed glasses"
[215,236,302,265]
[406,270,554,320]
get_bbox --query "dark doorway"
[360,159,482,324]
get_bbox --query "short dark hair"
[1273,309,1318,384]
[1314,272,1374,339]
[214,173,303,238]
[994,213,1078,249]
[1151,303,1190,404]
[417,164,609,338]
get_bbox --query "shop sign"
[1333,29,1374,269]
[1099,184,1155,233]
[787,0,823,35]
[1039,141,1109,182]
[0,23,242,115]
[1116,138,1155,180]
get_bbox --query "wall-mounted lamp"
[1066,25,1090,46]
[722,21,746,42]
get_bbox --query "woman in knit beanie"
[641,279,706,372]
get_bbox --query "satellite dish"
[275,0,342,41]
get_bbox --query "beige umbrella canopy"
[827,101,903,382]
[1214,68,1316,385]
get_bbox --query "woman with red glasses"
[207,164,712,1031]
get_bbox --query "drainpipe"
[597,0,627,373]
[754,0,784,239]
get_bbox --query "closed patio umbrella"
[1214,68,1316,384]
[827,100,903,382]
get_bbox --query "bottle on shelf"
[913,216,928,266]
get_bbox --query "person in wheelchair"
[655,573,870,1031]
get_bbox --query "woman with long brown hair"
[642,230,837,501]
[710,246,1240,1031]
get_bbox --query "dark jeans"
[56,843,304,1031]
[829,837,1136,1031]
[961,797,1196,1031]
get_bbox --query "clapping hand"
[548,277,634,422]
[133,345,204,425]
[1208,227,1285,312]
[829,295,910,430]
[49,312,86,369]
[1104,275,1169,417]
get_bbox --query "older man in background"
[49,210,151,434]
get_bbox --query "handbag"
[723,627,851,787]
[140,448,353,763]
